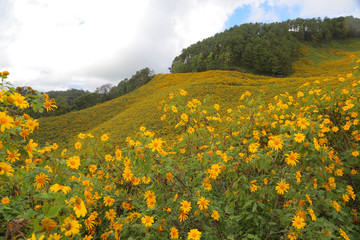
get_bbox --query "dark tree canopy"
[171,16,360,75]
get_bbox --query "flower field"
[1,52,360,239]
[34,40,360,149]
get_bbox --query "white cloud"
[1,0,243,91]
[247,4,280,23]
[270,0,360,19]
[0,0,359,91]
[297,0,360,18]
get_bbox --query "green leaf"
[35,192,57,199]
[252,203,257,213]
[46,205,62,218]
[243,200,253,209]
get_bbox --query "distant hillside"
[34,40,360,147]
[171,16,360,75]
[27,67,155,118]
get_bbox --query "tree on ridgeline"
[171,16,360,75]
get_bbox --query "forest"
[171,16,360,75]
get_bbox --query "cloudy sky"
[1,0,359,91]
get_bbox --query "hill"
[171,16,360,75]
[34,39,360,147]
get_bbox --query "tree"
[95,83,113,95]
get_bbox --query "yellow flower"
[67,156,81,170]
[11,93,29,109]
[88,164,97,174]
[83,235,93,240]
[347,185,356,200]
[105,209,116,221]
[0,88,8,102]
[142,176,151,184]
[197,197,210,211]
[27,234,45,240]
[292,215,306,229]
[71,197,87,218]
[332,126,339,132]
[285,151,300,166]
[275,180,290,195]
[48,233,61,240]
[248,143,259,153]
[161,114,166,121]
[122,167,133,181]
[188,228,201,240]
[179,89,188,96]
[40,217,57,232]
[34,173,50,190]
[49,184,71,194]
[146,198,156,209]
[179,211,188,222]
[306,194,312,205]
[105,154,113,162]
[328,177,336,188]
[170,226,179,239]
[339,228,350,240]
[166,172,174,182]
[6,149,20,163]
[181,113,189,122]
[122,202,134,210]
[180,200,192,213]
[214,104,220,111]
[297,117,310,130]
[331,201,341,212]
[0,112,14,132]
[61,217,81,236]
[211,210,220,221]
[293,133,305,143]
[263,178,268,185]
[84,216,96,232]
[44,100,57,112]
[141,215,154,227]
[172,105,178,113]
[104,196,115,207]
[10,93,29,109]
[268,135,283,151]
[101,133,110,141]
[250,183,260,192]
[77,133,86,139]
[1,197,10,205]
[288,232,298,240]
[25,139,38,158]
[74,141,82,150]
[148,138,164,152]
[20,129,30,140]
[144,190,156,200]
[307,208,316,221]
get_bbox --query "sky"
[0,0,359,92]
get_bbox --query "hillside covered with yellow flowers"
[34,39,360,147]
[1,39,360,239]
